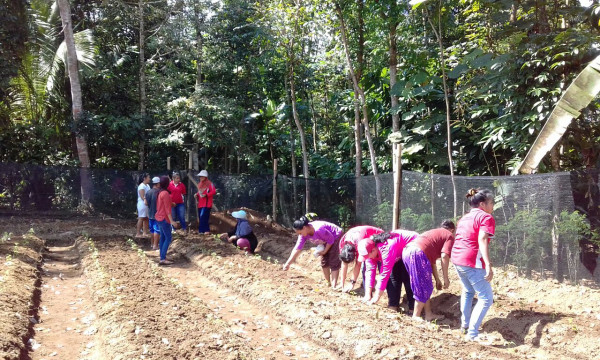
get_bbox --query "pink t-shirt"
[451,208,495,269]
[364,229,418,291]
[294,221,342,250]
[339,225,384,252]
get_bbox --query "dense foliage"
[1,0,600,177]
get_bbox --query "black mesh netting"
[0,161,598,284]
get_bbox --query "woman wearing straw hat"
[194,170,216,234]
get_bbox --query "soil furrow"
[0,233,44,360]
[30,240,103,360]
[79,236,262,360]
[171,236,520,360]
[140,246,338,359]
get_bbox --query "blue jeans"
[197,207,211,233]
[455,265,494,338]
[157,220,173,261]
[171,203,187,230]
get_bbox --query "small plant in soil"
[1,232,12,242]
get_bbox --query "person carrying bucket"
[219,210,258,254]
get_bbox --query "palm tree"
[10,0,95,125]
[57,0,93,207]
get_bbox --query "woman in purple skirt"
[402,220,455,321]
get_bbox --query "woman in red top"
[338,225,384,293]
[155,176,176,265]
[451,188,496,341]
[193,170,216,234]
[168,172,187,234]
[402,220,455,321]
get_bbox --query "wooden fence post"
[389,133,403,230]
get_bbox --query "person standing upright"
[168,172,188,235]
[194,170,216,234]
[451,188,496,341]
[155,176,176,265]
[145,176,161,250]
[135,173,151,238]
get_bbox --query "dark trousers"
[386,259,414,309]
[197,207,211,233]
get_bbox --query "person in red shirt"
[168,172,187,234]
[402,220,455,321]
[338,225,384,293]
[193,170,216,234]
[451,188,496,341]
[155,176,176,265]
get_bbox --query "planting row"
[0,232,44,360]
[79,236,260,360]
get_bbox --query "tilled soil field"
[1,213,600,359]
[0,232,43,360]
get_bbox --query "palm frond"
[45,29,97,91]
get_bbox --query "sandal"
[159,260,173,265]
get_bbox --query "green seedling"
[1,232,12,242]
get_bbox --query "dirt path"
[31,243,102,360]
[143,249,338,360]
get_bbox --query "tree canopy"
[2,0,600,177]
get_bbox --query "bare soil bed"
[1,212,600,360]
[0,232,43,360]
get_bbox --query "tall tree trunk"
[389,18,400,132]
[138,0,146,170]
[194,4,204,91]
[57,0,92,208]
[289,48,311,213]
[284,74,297,179]
[284,67,298,219]
[352,75,363,215]
[426,3,457,218]
[309,91,318,152]
[536,0,551,33]
[336,3,382,204]
[510,1,519,23]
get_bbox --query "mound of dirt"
[0,233,44,360]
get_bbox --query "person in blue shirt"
[219,210,258,254]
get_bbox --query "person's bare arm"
[283,249,301,270]
[431,259,442,290]
[441,252,451,289]
[478,231,493,282]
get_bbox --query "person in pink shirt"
[338,225,384,293]
[283,216,343,288]
[402,220,455,321]
[451,188,496,341]
[358,230,418,311]
[168,172,187,234]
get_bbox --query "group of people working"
[283,188,496,341]
[135,171,216,265]
[135,175,495,340]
